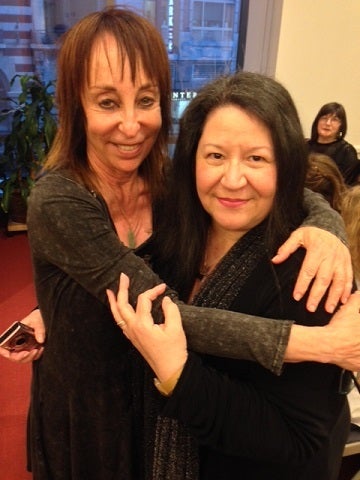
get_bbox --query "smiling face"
[81,34,162,179]
[316,113,341,143]
[195,105,277,240]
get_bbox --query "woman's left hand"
[107,273,188,382]
[272,226,353,313]
[0,309,45,363]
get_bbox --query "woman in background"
[307,102,360,185]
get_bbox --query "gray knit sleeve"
[179,304,291,375]
[302,188,348,244]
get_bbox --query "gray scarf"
[150,225,266,479]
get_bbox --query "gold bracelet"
[153,365,185,397]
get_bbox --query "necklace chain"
[97,178,151,249]
[117,205,143,249]
[116,179,144,249]
[198,232,229,280]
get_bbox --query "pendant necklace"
[127,230,136,249]
[118,207,139,249]
[117,194,152,249]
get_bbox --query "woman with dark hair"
[307,102,360,185]
[109,72,354,479]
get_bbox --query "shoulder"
[335,139,353,152]
[28,170,108,224]
[240,247,331,325]
[34,169,82,194]
[271,247,305,285]
[342,139,358,154]
[232,248,305,313]
[270,248,331,325]
[30,170,97,206]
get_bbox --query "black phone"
[0,321,42,352]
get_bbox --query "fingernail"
[293,293,301,301]
[307,304,316,312]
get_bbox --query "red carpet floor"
[0,230,35,480]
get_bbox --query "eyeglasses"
[319,114,341,124]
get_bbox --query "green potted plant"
[0,74,57,225]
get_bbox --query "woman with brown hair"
[306,152,347,212]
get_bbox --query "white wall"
[274,0,360,151]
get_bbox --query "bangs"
[319,103,344,120]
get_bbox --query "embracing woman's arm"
[9,173,354,374]
[108,275,360,381]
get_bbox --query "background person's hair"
[156,71,308,299]
[45,7,171,202]
[305,153,347,213]
[341,185,360,282]
[310,102,347,142]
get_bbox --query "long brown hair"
[45,7,171,202]
[341,186,360,282]
[305,153,347,212]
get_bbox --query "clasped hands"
[107,273,188,383]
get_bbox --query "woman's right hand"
[0,309,45,363]
[107,273,188,383]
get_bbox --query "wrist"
[285,325,331,364]
[153,351,188,383]
[154,363,186,397]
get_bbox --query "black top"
[307,138,360,185]
[161,228,350,480]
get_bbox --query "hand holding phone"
[0,321,43,352]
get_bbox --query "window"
[160,0,248,139]
[0,0,248,141]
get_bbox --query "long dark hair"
[154,71,307,299]
[45,7,171,203]
[310,102,347,142]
